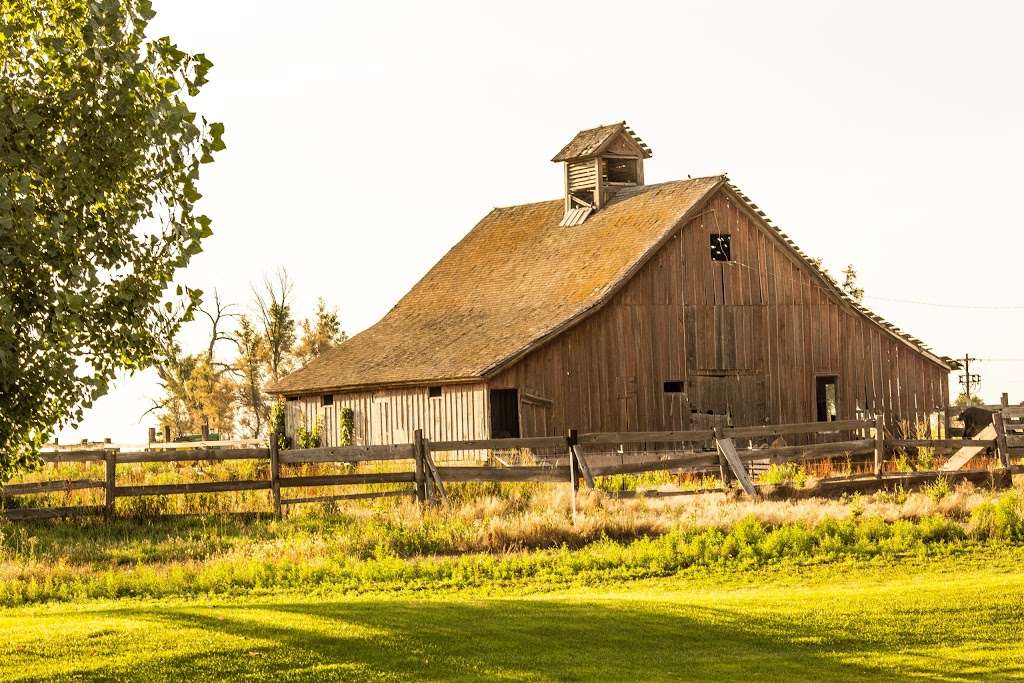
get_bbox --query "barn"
[270,122,952,448]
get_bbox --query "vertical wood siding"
[284,383,488,447]
[490,187,949,438]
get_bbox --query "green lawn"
[3,548,1023,682]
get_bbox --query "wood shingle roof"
[270,176,724,394]
[271,174,949,395]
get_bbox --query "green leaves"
[0,0,224,479]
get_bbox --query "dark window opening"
[663,380,685,393]
[710,234,732,261]
[322,394,333,407]
[569,189,594,208]
[816,376,838,422]
[602,157,638,184]
[489,388,520,439]
[428,385,442,399]
[286,396,299,402]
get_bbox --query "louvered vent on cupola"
[551,121,652,227]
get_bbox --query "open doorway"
[489,388,521,438]
[816,376,838,422]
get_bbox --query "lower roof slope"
[271,176,725,394]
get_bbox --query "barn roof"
[551,121,652,162]
[271,175,950,395]
[270,176,724,394]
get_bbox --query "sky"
[58,0,1024,445]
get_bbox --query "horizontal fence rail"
[3,412,1021,521]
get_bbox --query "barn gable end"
[489,184,949,436]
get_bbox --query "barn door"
[690,374,766,427]
[489,389,521,438]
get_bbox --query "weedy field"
[2,478,1024,680]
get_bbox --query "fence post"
[567,429,578,523]
[270,428,282,518]
[163,425,171,443]
[713,428,733,491]
[414,429,431,503]
[873,413,885,477]
[413,428,426,504]
[993,411,1010,470]
[104,449,116,519]
[147,427,156,446]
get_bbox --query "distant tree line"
[149,269,347,440]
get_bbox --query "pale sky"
[59,0,1024,444]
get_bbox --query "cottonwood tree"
[233,315,269,438]
[294,298,347,366]
[253,270,296,382]
[150,293,236,438]
[0,0,223,476]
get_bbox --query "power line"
[862,295,1024,310]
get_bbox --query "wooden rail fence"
[3,412,1021,521]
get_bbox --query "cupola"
[551,121,652,226]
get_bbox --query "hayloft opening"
[816,376,837,422]
[602,157,638,184]
[569,189,594,208]
[489,388,520,439]
[663,380,685,393]
[710,234,732,261]
[322,394,333,406]
[428,386,442,399]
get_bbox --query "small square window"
[322,394,334,406]
[663,380,685,393]
[710,234,731,261]
[286,396,299,402]
[428,386,442,399]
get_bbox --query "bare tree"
[253,269,296,382]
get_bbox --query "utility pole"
[958,354,980,400]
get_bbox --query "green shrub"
[925,476,952,503]
[759,463,809,488]
[969,492,1024,541]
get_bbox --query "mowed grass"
[3,548,1024,682]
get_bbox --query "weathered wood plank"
[2,505,107,521]
[428,436,568,452]
[424,451,447,499]
[764,468,1012,499]
[39,451,107,463]
[1,479,106,496]
[143,439,265,450]
[114,480,271,497]
[116,448,270,463]
[607,488,720,499]
[724,419,873,439]
[940,424,997,472]
[571,445,596,489]
[890,439,995,448]
[751,439,875,462]
[279,444,415,464]
[578,430,715,445]
[432,466,571,483]
[281,489,414,505]
[716,438,757,496]
[590,453,719,476]
[278,472,416,488]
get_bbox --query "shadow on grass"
[41,595,1016,683]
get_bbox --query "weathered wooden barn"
[271,122,951,447]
